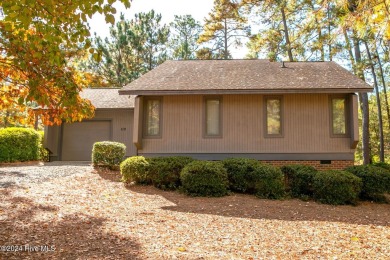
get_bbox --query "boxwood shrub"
[345,165,390,201]
[313,170,362,205]
[147,156,194,190]
[120,156,150,184]
[0,127,40,162]
[252,164,285,199]
[180,161,229,197]
[92,141,126,169]
[222,158,262,193]
[281,165,318,198]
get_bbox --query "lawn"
[0,163,389,259]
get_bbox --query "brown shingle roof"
[119,60,372,95]
[80,88,134,109]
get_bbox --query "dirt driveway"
[1,162,389,259]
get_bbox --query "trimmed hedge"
[313,170,362,205]
[180,161,229,197]
[147,156,194,190]
[281,165,317,198]
[252,165,285,199]
[0,127,40,162]
[372,162,390,171]
[222,158,262,193]
[92,141,126,169]
[120,156,150,184]
[345,165,390,201]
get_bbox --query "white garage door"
[61,121,111,161]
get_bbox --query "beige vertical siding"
[91,109,136,157]
[44,125,60,156]
[45,109,136,159]
[139,94,355,154]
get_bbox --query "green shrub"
[372,162,390,171]
[0,127,40,162]
[92,141,126,169]
[120,156,150,184]
[180,161,229,197]
[281,165,317,198]
[222,158,262,193]
[252,164,285,199]
[147,156,194,190]
[313,170,362,205]
[37,131,50,162]
[345,165,390,201]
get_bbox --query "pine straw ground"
[0,163,389,259]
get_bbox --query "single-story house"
[45,59,372,169]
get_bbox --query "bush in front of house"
[0,127,40,162]
[222,158,262,193]
[180,161,229,197]
[120,156,150,184]
[281,165,318,198]
[312,170,362,205]
[37,130,50,162]
[252,164,285,199]
[92,141,126,169]
[345,165,390,201]
[372,162,390,171]
[147,156,195,190]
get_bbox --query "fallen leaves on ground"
[0,164,389,259]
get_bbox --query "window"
[204,97,222,137]
[330,97,348,136]
[265,96,283,137]
[143,97,162,138]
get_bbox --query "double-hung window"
[264,96,283,137]
[143,97,162,138]
[330,96,349,137]
[204,97,222,137]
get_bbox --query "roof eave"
[119,88,373,96]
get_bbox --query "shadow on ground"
[128,185,390,227]
[0,189,142,260]
[93,167,122,182]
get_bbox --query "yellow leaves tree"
[0,0,131,126]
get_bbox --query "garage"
[61,120,112,161]
[44,88,136,161]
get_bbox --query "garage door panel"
[62,121,111,161]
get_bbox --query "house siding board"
[138,94,354,155]
[45,109,136,160]
[93,109,136,157]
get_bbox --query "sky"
[88,0,247,58]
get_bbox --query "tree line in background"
[1,0,389,163]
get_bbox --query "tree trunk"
[353,36,370,164]
[327,2,332,61]
[375,43,390,130]
[365,41,385,162]
[281,6,293,61]
[224,18,228,59]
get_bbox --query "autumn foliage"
[0,0,130,126]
